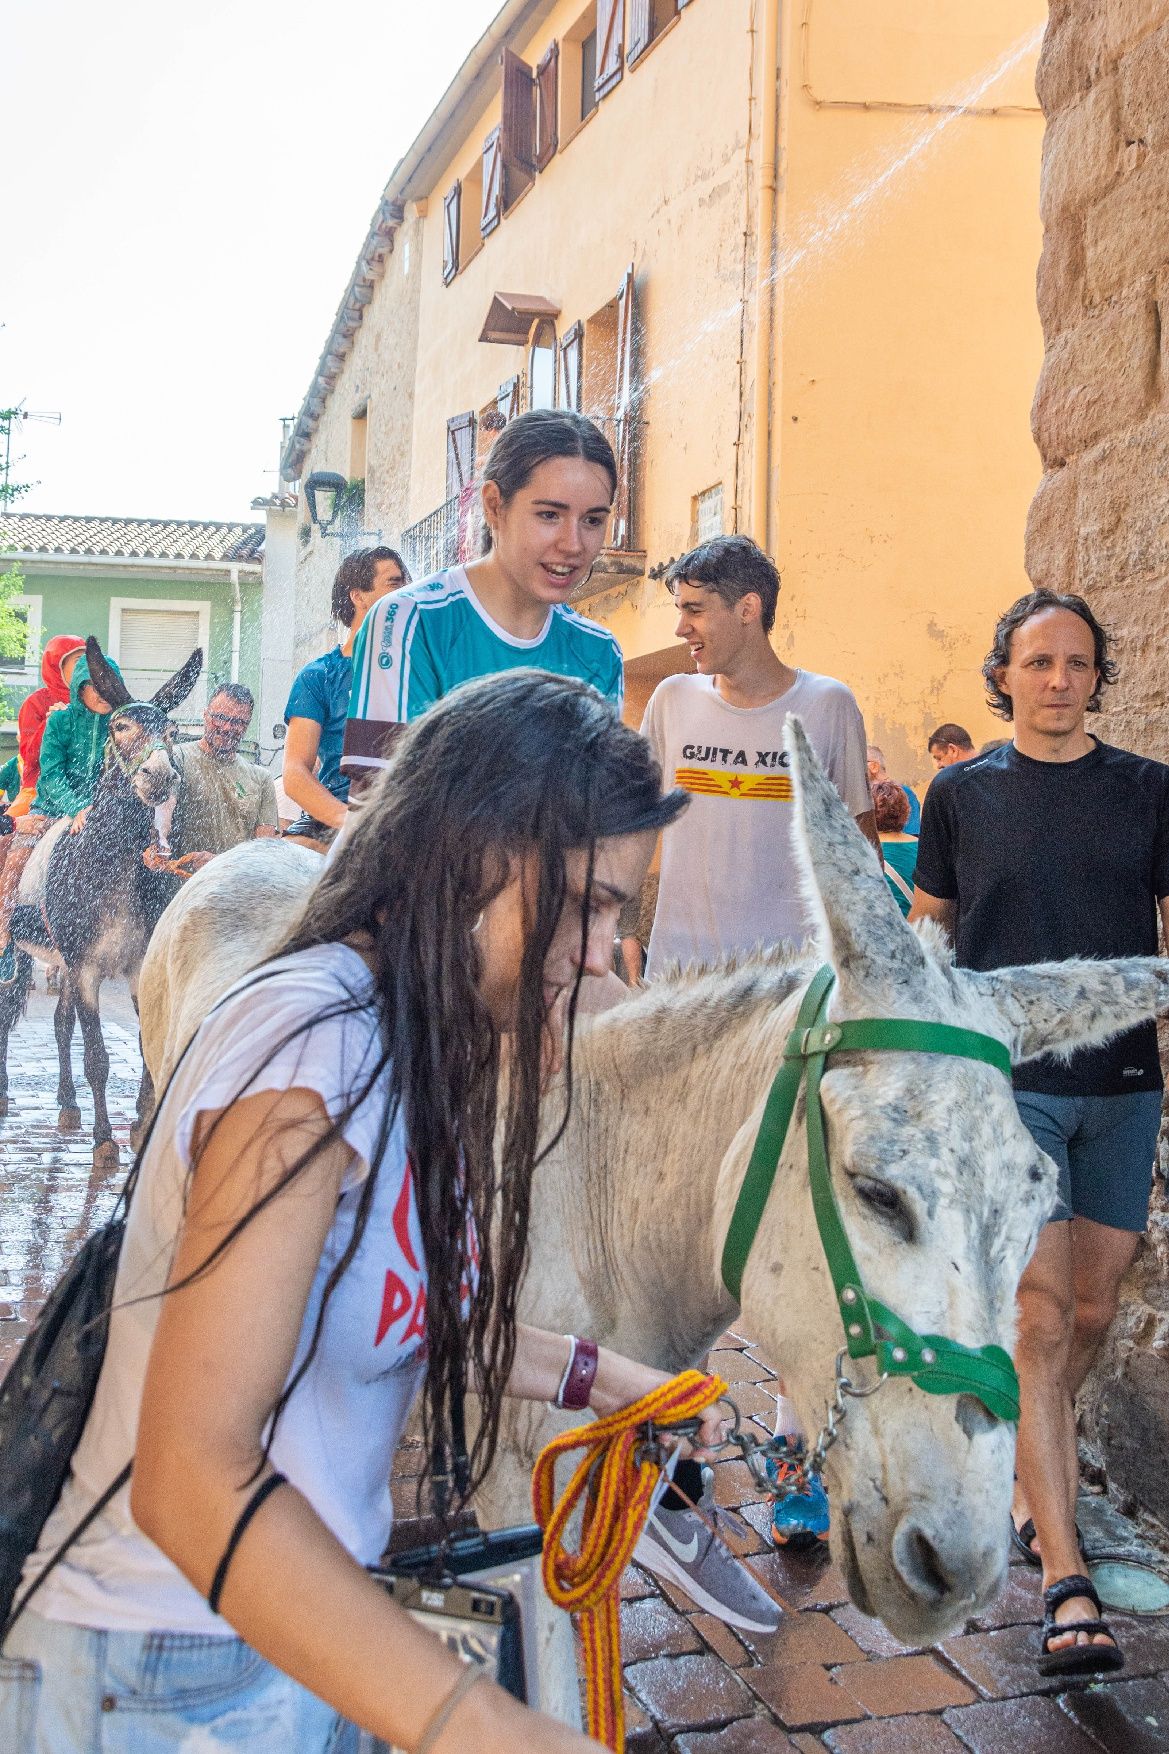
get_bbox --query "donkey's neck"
[549,955,813,1369]
[55,776,155,897]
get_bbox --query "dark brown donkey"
[1,637,202,1167]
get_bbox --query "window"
[107,598,210,714]
[0,594,41,675]
[581,30,599,118]
[497,376,523,424]
[561,8,599,138]
[442,182,461,283]
[481,127,504,236]
[501,49,536,210]
[536,44,560,169]
[580,264,637,548]
[629,0,679,63]
[560,321,584,412]
[695,483,724,542]
[595,0,625,98]
[528,320,558,410]
[446,412,477,498]
[459,156,484,265]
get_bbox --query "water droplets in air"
[633,23,1045,407]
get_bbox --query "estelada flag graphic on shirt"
[674,765,793,800]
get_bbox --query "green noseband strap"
[721,966,1021,1426]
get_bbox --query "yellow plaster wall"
[408,0,755,666]
[300,0,1046,776]
[771,0,1046,788]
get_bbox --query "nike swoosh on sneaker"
[646,1518,700,1565]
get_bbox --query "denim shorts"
[1014,1089,1163,1233]
[0,1609,356,1752]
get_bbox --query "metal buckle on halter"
[788,1023,843,1060]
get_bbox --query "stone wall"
[1028,0,1169,1529]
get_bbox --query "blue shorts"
[1014,1090,1163,1234]
[0,1609,355,1752]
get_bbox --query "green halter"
[721,966,1021,1425]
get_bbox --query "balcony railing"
[401,495,461,580]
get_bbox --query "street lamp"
[303,471,348,537]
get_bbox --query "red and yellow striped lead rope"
[531,1370,727,1752]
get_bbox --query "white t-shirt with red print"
[27,944,455,1635]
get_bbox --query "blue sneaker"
[766,1439,830,1548]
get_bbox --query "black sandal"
[1010,1514,1086,1569]
[1038,1574,1125,1679]
[1010,1515,1042,1566]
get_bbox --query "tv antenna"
[0,402,62,508]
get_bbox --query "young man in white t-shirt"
[641,535,877,979]
[634,534,877,1571]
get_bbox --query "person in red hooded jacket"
[11,635,86,817]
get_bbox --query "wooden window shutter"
[442,182,461,284]
[498,375,522,423]
[501,48,536,198]
[596,0,625,99]
[536,43,559,170]
[612,263,636,549]
[628,0,652,63]
[559,320,583,412]
[481,127,503,235]
[446,412,476,498]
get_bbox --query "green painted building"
[0,513,266,753]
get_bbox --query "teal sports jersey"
[342,565,624,776]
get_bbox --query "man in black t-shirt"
[912,588,1169,1677]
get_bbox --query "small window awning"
[479,292,561,345]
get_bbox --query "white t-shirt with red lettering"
[27,944,438,1635]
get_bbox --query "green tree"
[0,407,34,667]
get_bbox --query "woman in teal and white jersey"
[342,409,624,786]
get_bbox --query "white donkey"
[138,720,1169,1718]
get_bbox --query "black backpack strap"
[1,1460,132,1645]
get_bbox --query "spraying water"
[634,22,1044,406]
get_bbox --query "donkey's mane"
[574,944,814,1084]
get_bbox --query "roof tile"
[0,513,265,565]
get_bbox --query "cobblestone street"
[4,1000,1169,1750]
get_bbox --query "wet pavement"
[3,996,1169,1750]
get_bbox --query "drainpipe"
[229,565,241,683]
[752,0,782,551]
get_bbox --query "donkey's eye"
[852,1176,914,1241]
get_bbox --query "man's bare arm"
[908,887,957,941]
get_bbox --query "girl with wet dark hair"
[1,671,718,1754]
[342,409,625,790]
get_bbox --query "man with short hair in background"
[172,683,279,868]
[927,721,975,770]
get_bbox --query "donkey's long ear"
[152,648,204,713]
[786,715,931,998]
[84,636,132,709]
[967,957,1169,1065]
